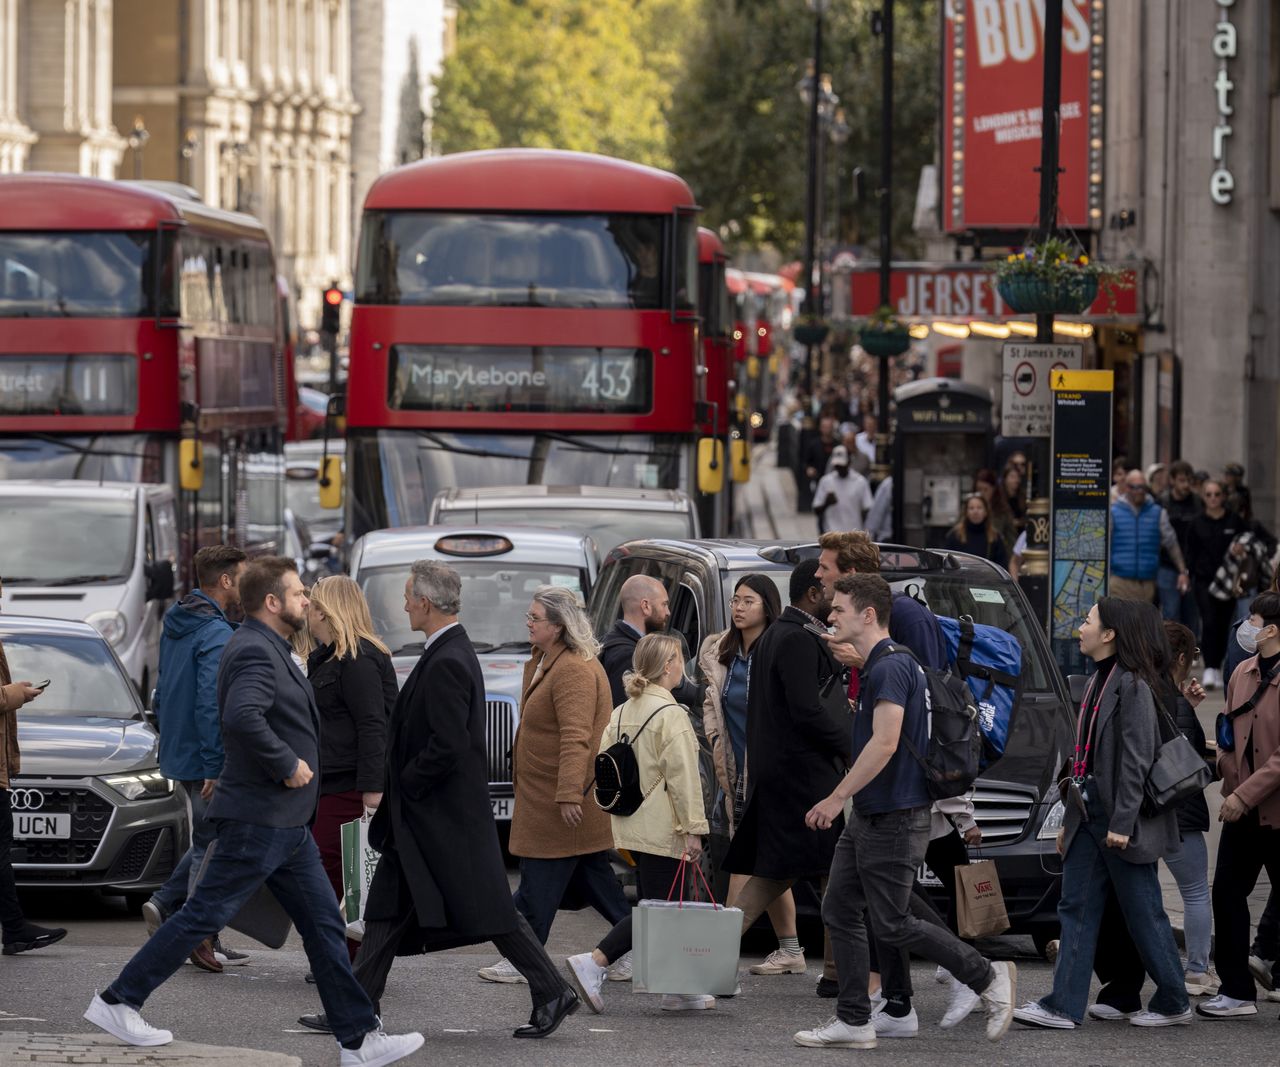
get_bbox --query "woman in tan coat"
[565,633,711,1013]
[478,585,631,985]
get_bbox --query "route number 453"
[581,360,633,401]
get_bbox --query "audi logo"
[8,789,46,812]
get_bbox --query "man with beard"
[813,446,875,536]
[85,558,422,1067]
[599,575,704,709]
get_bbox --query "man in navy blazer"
[85,558,424,1067]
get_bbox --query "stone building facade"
[0,0,123,176]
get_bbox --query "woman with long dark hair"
[944,494,1009,568]
[973,469,1017,553]
[697,573,800,974]
[1013,598,1189,1029]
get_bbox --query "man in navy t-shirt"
[791,574,1015,1051]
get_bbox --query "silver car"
[348,525,599,824]
[2,615,188,905]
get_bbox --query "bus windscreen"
[0,232,156,317]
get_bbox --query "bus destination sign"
[0,354,137,416]
[389,345,653,415]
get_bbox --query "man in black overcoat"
[723,559,850,986]
[300,560,577,1039]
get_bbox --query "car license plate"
[12,813,71,839]
[490,798,513,821]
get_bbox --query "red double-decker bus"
[345,149,737,537]
[0,175,288,586]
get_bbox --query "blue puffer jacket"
[1110,497,1162,580]
[153,590,233,781]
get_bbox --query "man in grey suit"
[85,558,424,1067]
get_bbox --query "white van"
[0,481,178,696]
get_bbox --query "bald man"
[599,575,705,709]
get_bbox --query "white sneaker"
[979,960,1017,1041]
[83,994,173,1047]
[478,958,528,984]
[871,1006,918,1037]
[660,993,716,1011]
[1012,1001,1076,1029]
[750,947,808,975]
[565,953,607,1014]
[338,1030,425,1067]
[1087,1003,1135,1021]
[1185,969,1221,997]
[1203,668,1221,690]
[794,1016,877,1049]
[606,950,633,982]
[1248,955,1275,991]
[1130,1008,1193,1027]
[938,972,981,1029]
[869,989,885,1014]
[1195,994,1258,1018]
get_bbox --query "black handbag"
[1142,700,1213,817]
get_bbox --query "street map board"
[1001,342,1083,437]
[1050,369,1113,675]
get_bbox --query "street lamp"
[127,116,150,180]
[872,2,894,488]
[799,0,830,396]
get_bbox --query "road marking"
[588,1028,616,1032]
[281,1029,329,1035]
[442,1028,477,1033]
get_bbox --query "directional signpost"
[1050,369,1114,675]
[1001,342,1083,438]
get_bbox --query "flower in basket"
[992,236,1130,314]
[857,306,912,358]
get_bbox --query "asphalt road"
[5,885,1280,1067]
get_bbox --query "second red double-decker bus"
[344,149,737,538]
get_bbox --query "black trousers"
[1213,811,1280,1001]
[354,908,566,1012]
[0,789,26,937]
[596,851,682,964]
[1250,885,1280,975]
[1194,583,1236,673]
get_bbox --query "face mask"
[1237,621,1275,655]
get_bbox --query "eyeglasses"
[729,595,760,607]
[1204,490,1223,498]
[1125,483,1148,492]
[525,613,548,624]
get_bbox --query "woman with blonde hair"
[480,585,631,984]
[304,575,398,956]
[565,633,712,1013]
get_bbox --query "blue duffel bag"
[937,614,1022,766]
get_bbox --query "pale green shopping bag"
[632,860,742,996]
[340,815,379,926]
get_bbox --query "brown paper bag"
[955,859,1010,939]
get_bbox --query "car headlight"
[102,769,173,801]
[87,610,128,647]
[1037,799,1066,840]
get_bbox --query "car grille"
[107,828,163,882]
[10,786,113,866]
[485,698,516,785]
[971,782,1038,844]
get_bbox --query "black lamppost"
[872,2,894,484]
[127,116,150,180]
[798,0,829,395]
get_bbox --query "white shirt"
[814,469,874,533]
[866,476,894,541]
[854,431,877,465]
[422,620,460,655]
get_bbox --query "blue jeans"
[1156,565,1199,635]
[511,852,630,945]
[150,781,217,915]
[108,820,378,1046]
[1163,831,1210,974]
[1042,808,1188,1022]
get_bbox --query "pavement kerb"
[0,1033,302,1066]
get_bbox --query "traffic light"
[321,285,343,335]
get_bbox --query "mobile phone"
[35,680,51,691]
[803,622,832,638]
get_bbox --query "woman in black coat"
[304,575,396,956]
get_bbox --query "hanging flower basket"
[793,321,830,346]
[992,236,1129,315]
[997,273,1098,315]
[858,328,913,358]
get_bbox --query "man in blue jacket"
[1110,470,1188,604]
[143,546,246,973]
[85,558,424,1067]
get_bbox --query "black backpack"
[592,702,678,816]
[869,645,983,800]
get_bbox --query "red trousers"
[311,789,366,961]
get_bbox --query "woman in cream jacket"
[564,633,712,1014]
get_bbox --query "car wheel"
[1031,925,1061,959]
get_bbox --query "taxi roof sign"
[1050,369,1114,392]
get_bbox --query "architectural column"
[0,0,38,172]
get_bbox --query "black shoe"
[816,976,839,999]
[513,988,580,1038]
[304,970,317,984]
[298,1012,332,1033]
[2,924,67,955]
